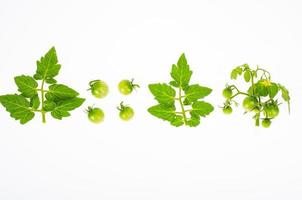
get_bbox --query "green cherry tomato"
[264,103,279,118]
[262,118,271,128]
[223,87,233,99]
[89,80,109,98]
[118,79,139,95]
[242,96,258,112]
[87,107,104,124]
[117,102,134,121]
[223,106,233,115]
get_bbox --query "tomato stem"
[40,78,46,123]
[250,70,255,95]
[178,87,188,125]
[255,113,260,126]
[256,67,271,80]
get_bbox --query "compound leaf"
[148,53,213,127]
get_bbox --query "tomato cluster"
[222,64,290,128]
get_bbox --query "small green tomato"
[223,106,233,115]
[264,103,279,118]
[223,87,233,99]
[87,106,104,124]
[117,102,134,121]
[242,96,258,112]
[261,118,271,128]
[118,79,139,95]
[88,80,109,98]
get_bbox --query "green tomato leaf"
[51,97,85,120]
[33,73,42,80]
[187,114,200,127]
[184,84,212,103]
[230,69,238,80]
[247,85,256,95]
[190,101,214,117]
[242,63,250,69]
[170,53,192,88]
[35,47,61,80]
[183,98,191,105]
[148,83,176,106]
[30,95,40,109]
[14,75,38,98]
[268,83,279,99]
[51,110,70,119]
[43,100,56,111]
[278,84,290,113]
[244,70,251,82]
[46,84,79,102]
[278,84,290,101]
[0,94,35,124]
[170,115,185,127]
[231,66,244,80]
[236,66,243,75]
[45,77,57,84]
[169,80,178,87]
[147,104,180,125]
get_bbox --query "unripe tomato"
[87,107,104,124]
[117,102,134,121]
[118,79,139,95]
[223,106,233,114]
[223,88,233,99]
[242,96,258,111]
[262,118,271,128]
[264,103,279,118]
[89,80,109,98]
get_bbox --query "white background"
[0,0,302,199]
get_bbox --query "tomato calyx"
[129,78,140,90]
[116,101,127,111]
